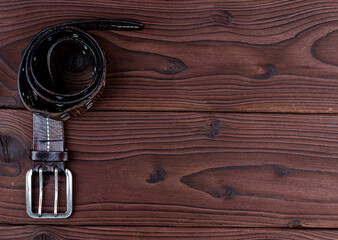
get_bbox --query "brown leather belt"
[17,19,143,218]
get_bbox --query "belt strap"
[18,19,144,218]
[18,19,143,120]
[32,115,67,173]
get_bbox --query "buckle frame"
[26,168,73,219]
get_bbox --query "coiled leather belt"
[17,19,143,219]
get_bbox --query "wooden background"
[1,0,338,239]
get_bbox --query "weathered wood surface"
[1,0,338,112]
[0,226,338,240]
[1,110,338,227]
[2,0,338,237]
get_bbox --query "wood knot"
[225,186,234,199]
[258,64,277,79]
[0,135,10,163]
[224,11,233,24]
[288,219,303,228]
[33,233,56,240]
[164,59,187,75]
[211,10,233,25]
[312,30,338,66]
[208,119,221,138]
[0,133,23,177]
[275,165,289,177]
[215,186,235,199]
[146,167,167,183]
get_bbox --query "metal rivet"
[61,113,70,121]
[86,101,93,109]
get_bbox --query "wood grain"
[1,109,338,227]
[2,0,338,236]
[1,226,338,240]
[1,1,338,112]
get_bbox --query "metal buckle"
[26,167,73,218]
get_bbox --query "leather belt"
[17,19,143,219]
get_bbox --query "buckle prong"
[54,166,58,217]
[38,167,43,217]
[26,168,72,219]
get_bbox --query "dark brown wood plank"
[1,1,338,112]
[1,226,338,240]
[1,110,338,227]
